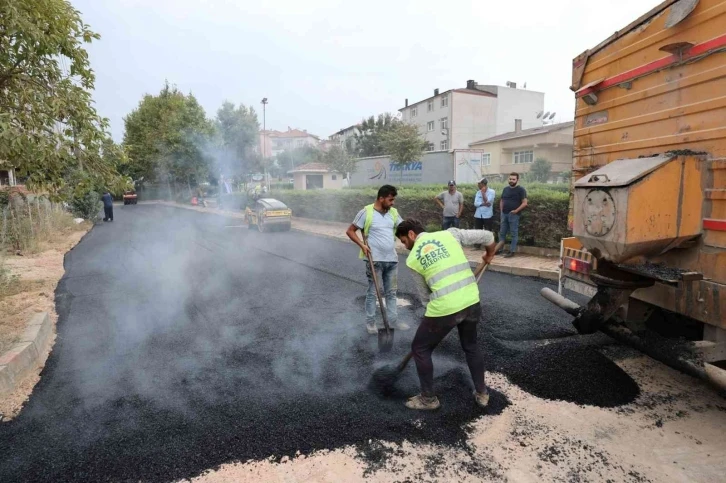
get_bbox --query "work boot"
[405,394,440,410]
[474,391,490,408]
[366,322,377,335]
[395,321,410,331]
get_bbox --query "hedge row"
[271,186,571,248]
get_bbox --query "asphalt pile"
[0,206,641,482]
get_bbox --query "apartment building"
[259,128,321,157]
[399,80,544,152]
[469,121,574,180]
[329,124,359,152]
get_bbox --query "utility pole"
[261,97,269,189]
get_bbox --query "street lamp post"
[261,97,268,188]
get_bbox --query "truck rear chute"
[547,0,726,392]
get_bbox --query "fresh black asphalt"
[0,205,639,481]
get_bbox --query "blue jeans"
[442,216,460,229]
[499,213,520,252]
[365,261,398,326]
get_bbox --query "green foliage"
[323,145,356,178]
[276,145,324,172]
[215,101,260,176]
[0,0,124,196]
[0,255,18,297]
[530,158,553,182]
[352,113,398,157]
[1,194,77,253]
[122,81,215,185]
[381,122,427,172]
[272,184,571,248]
[70,188,101,220]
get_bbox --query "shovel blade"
[377,328,394,352]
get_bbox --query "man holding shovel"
[394,219,496,410]
[346,185,410,334]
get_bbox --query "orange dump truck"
[542,0,726,390]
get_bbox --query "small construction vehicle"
[245,198,292,232]
[122,190,138,205]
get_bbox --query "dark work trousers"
[474,217,494,231]
[411,303,486,397]
[103,206,113,221]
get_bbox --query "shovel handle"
[397,351,414,372]
[474,262,489,282]
[362,234,391,332]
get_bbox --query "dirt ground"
[0,226,89,420]
[193,350,726,483]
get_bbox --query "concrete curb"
[150,201,560,281]
[473,262,559,281]
[0,313,53,397]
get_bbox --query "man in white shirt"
[474,178,495,231]
[346,185,410,334]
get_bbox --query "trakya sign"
[367,160,423,180]
[389,161,423,172]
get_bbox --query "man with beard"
[346,185,410,334]
[495,172,528,258]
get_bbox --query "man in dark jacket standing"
[496,173,527,257]
[102,191,114,222]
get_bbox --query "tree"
[323,145,356,180]
[215,101,260,176]
[276,145,324,172]
[352,113,399,157]
[0,0,124,196]
[122,82,215,190]
[530,158,553,182]
[380,122,427,182]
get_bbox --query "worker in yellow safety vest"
[395,218,496,410]
[346,185,410,334]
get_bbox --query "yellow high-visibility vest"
[358,204,399,259]
[406,230,479,317]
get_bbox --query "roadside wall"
[350,153,454,187]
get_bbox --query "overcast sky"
[72,0,658,141]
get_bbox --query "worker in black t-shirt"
[495,172,528,258]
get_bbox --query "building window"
[332,174,337,180]
[427,121,435,131]
[440,117,448,130]
[440,140,448,151]
[441,95,449,107]
[426,142,435,152]
[482,153,491,166]
[514,150,534,164]
[427,100,434,112]
[411,107,417,117]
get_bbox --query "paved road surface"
[0,205,638,482]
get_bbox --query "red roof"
[264,128,320,140]
[288,163,333,173]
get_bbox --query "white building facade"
[399,80,544,152]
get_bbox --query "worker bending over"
[395,219,496,410]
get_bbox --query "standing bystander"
[496,172,528,258]
[474,178,495,231]
[434,181,464,229]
